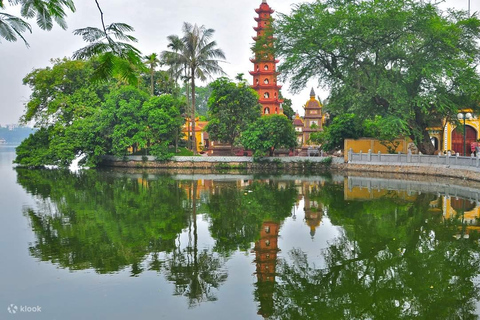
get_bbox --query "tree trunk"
[191,72,197,155]
[185,79,190,151]
[412,129,436,155]
[150,69,154,96]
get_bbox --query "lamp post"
[457,112,473,156]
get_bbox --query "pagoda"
[250,0,284,115]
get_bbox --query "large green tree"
[15,58,111,167]
[206,77,261,154]
[276,0,480,154]
[241,114,297,157]
[15,58,183,167]
[99,86,183,158]
[161,22,226,154]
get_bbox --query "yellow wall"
[344,138,410,154]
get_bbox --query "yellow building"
[432,110,480,156]
[345,110,480,156]
[182,118,210,154]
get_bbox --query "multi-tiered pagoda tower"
[250,0,284,115]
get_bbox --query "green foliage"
[364,116,409,153]
[16,169,189,274]
[276,0,480,154]
[73,22,144,86]
[241,114,297,157]
[15,58,184,167]
[161,22,226,154]
[206,77,261,150]
[99,86,183,159]
[311,113,363,151]
[280,96,295,120]
[15,127,53,167]
[207,180,298,253]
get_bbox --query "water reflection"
[14,168,480,318]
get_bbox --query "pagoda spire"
[250,0,283,115]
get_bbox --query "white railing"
[348,149,480,169]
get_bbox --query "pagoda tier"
[250,58,280,64]
[251,0,283,116]
[251,83,283,90]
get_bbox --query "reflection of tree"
[271,193,480,319]
[164,180,228,307]
[17,169,189,274]
[207,180,298,254]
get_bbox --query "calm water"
[2,147,480,319]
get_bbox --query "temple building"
[250,0,284,115]
[294,89,325,148]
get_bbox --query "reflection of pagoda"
[294,181,324,237]
[250,0,284,115]
[254,221,280,318]
[303,183,323,238]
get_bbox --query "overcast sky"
[0,0,476,126]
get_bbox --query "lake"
[1,146,480,319]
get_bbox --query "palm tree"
[161,22,226,154]
[143,53,160,95]
[72,1,144,86]
[0,0,75,46]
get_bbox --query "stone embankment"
[101,155,336,173]
[101,153,480,182]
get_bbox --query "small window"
[264,92,270,98]
[264,78,269,84]
[264,65,269,70]
[256,79,259,85]
[264,107,270,114]
[265,240,270,246]
[265,226,270,233]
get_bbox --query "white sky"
[0,0,476,125]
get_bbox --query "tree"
[241,114,297,157]
[15,58,111,167]
[205,77,261,154]
[72,19,144,85]
[15,58,183,167]
[161,22,226,154]
[310,113,364,151]
[279,93,295,120]
[143,53,161,95]
[99,86,183,158]
[276,0,480,154]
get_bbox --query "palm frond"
[72,42,112,59]
[0,12,31,45]
[91,52,115,82]
[107,22,135,33]
[73,26,105,42]
[34,5,54,30]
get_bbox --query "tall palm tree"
[143,53,160,95]
[161,22,226,154]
